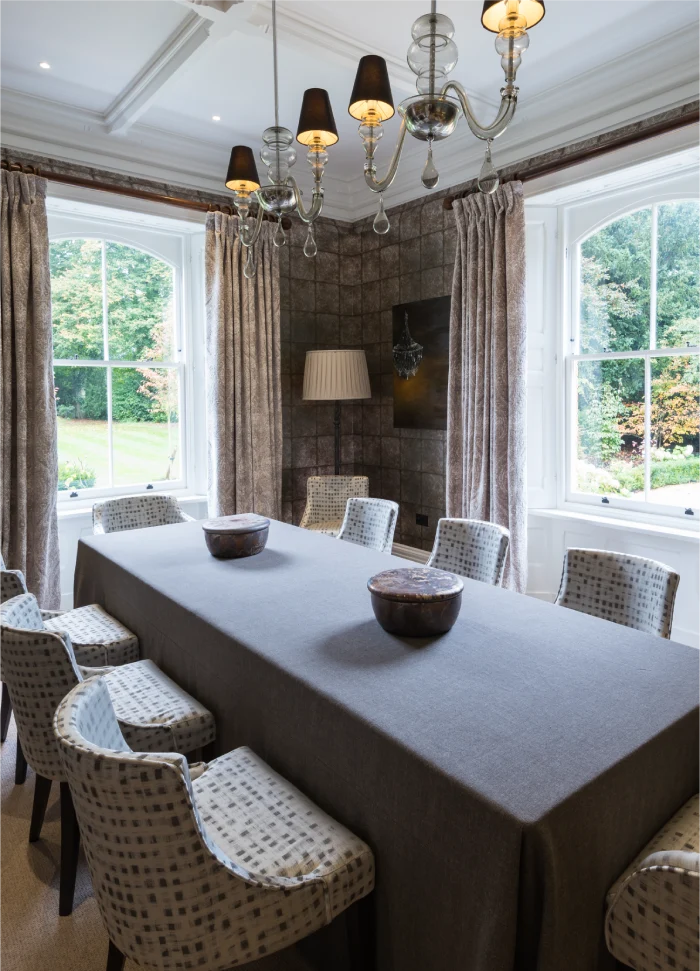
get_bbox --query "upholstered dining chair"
[427,518,510,586]
[93,493,194,534]
[0,592,216,917]
[605,793,699,971]
[55,675,376,971]
[300,475,370,537]
[338,497,399,554]
[555,549,680,638]
[0,559,140,786]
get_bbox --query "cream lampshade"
[303,350,371,474]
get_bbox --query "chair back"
[54,678,259,971]
[1,565,28,603]
[427,518,510,585]
[98,494,188,534]
[555,548,680,638]
[338,497,398,553]
[300,475,370,527]
[0,594,81,779]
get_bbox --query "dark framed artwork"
[392,295,450,430]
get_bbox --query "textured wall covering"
[278,217,365,526]
[350,195,457,550]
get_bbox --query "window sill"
[57,492,208,520]
[529,507,699,541]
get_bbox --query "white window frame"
[563,181,700,525]
[48,199,206,506]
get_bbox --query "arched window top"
[50,237,176,362]
[579,200,699,355]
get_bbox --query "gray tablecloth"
[75,519,699,971]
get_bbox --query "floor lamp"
[302,349,371,475]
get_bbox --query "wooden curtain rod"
[443,107,700,210]
[0,159,292,227]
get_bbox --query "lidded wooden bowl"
[368,567,463,636]
[202,514,270,559]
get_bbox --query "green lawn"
[57,418,180,487]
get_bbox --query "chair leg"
[29,775,52,843]
[59,782,80,917]
[106,940,125,971]
[346,895,376,971]
[15,739,28,785]
[1,683,11,742]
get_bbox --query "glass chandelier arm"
[363,118,408,194]
[238,203,265,247]
[287,176,324,224]
[441,80,518,141]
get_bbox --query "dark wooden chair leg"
[346,895,376,971]
[15,739,28,785]
[29,775,52,843]
[106,940,126,971]
[1,683,12,742]
[58,781,80,917]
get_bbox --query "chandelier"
[224,0,338,276]
[393,312,424,380]
[348,0,545,233]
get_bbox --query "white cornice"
[2,26,698,222]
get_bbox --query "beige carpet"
[1,720,313,971]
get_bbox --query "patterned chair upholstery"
[93,493,194,535]
[555,549,680,638]
[0,592,216,916]
[605,793,699,971]
[338,497,399,554]
[427,518,510,586]
[54,676,376,971]
[300,475,370,537]
[0,559,137,784]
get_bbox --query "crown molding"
[2,26,697,223]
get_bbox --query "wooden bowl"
[202,514,270,559]
[367,567,463,636]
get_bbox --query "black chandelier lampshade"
[481,0,545,32]
[225,146,260,193]
[296,88,339,147]
[348,54,395,123]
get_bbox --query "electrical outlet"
[416,513,429,527]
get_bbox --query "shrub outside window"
[51,237,185,497]
[568,200,700,518]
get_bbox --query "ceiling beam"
[105,11,210,134]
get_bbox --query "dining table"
[74,518,699,971]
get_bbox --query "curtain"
[446,182,527,592]
[0,170,60,608]
[205,214,282,520]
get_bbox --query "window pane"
[112,368,180,485]
[580,209,651,354]
[656,202,700,350]
[54,366,109,490]
[106,243,175,361]
[50,239,104,360]
[575,359,645,498]
[647,355,700,507]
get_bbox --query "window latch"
[69,491,78,498]
[685,508,694,516]
[146,483,154,490]
[601,496,610,504]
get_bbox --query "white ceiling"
[1,0,699,219]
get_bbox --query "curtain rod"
[0,159,292,227]
[443,107,700,210]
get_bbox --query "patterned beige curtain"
[0,170,60,608]
[446,182,527,592]
[205,214,282,520]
